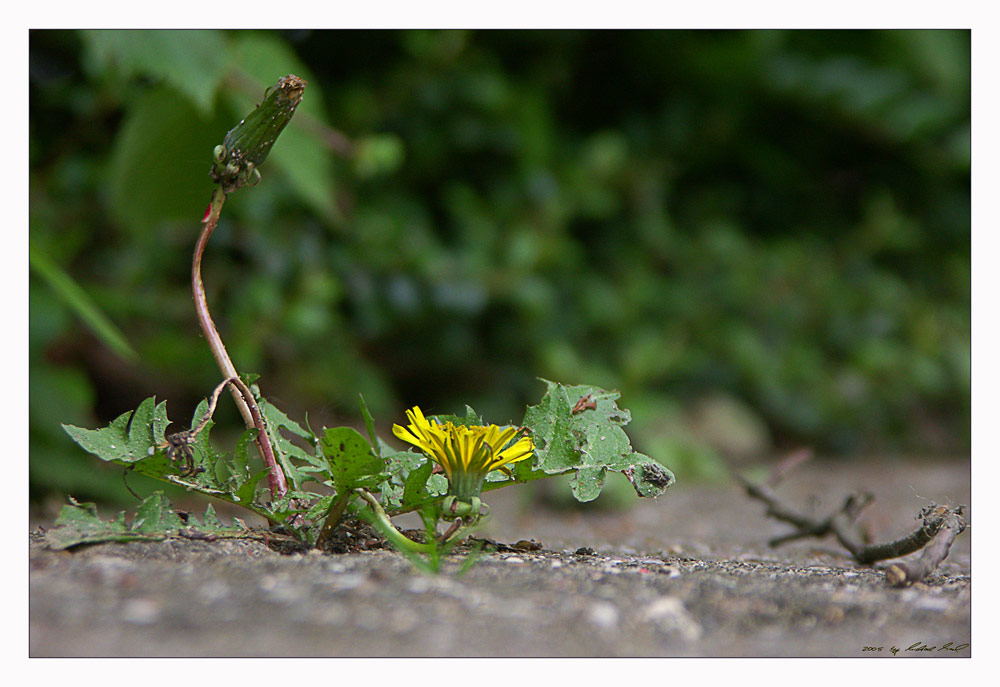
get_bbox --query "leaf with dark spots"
[523,379,675,502]
[319,427,387,494]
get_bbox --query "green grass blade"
[29,242,138,362]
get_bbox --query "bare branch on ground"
[736,473,967,586]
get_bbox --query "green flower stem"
[314,491,352,549]
[447,469,488,503]
[355,489,479,554]
[193,188,288,499]
[354,489,436,553]
[389,467,568,517]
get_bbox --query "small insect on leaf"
[158,430,202,476]
[572,393,597,415]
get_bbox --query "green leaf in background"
[228,32,340,224]
[29,242,138,362]
[353,133,405,179]
[105,84,229,232]
[44,494,247,550]
[318,427,387,493]
[62,396,168,465]
[523,379,675,502]
[80,30,229,115]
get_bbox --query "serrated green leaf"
[234,467,272,505]
[303,493,337,522]
[45,494,249,550]
[185,504,248,536]
[55,497,101,524]
[131,492,186,533]
[63,397,169,465]
[267,488,322,526]
[511,458,551,484]
[379,450,420,508]
[63,396,235,492]
[202,503,223,528]
[128,397,157,445]
[259,396,311,440]
[319,427,386,493]
[402,459,435,508]
[46,500,133,549]
[258,397,319,490]
[211,426,256,497]
[569,466,608,502]
[522,379,674,502]
[379,449,446,510]
[232,427,255,474]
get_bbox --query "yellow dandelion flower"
[392,406,534,502]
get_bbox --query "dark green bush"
[29,30,969,501]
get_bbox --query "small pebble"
[913,595,952,613]
[329,573,367,591]
[121,599,161,625]
[513,539,543,551]
[824,606,845,624]
[642,596,703,641]
[585,601,620,630]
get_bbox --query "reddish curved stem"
[193,188,288,499]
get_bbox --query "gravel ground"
[29,457,971,657]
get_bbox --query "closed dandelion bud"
[210,74,306,194]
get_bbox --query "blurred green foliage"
[29,30,969,502]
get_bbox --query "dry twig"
[736,473,967,585]
[884,506,968,587]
